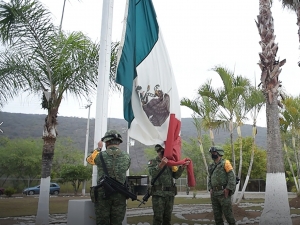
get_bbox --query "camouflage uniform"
[208,156,236,225]
[148,156,184,225]
[87,130,131,225]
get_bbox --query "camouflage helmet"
[209,146,224,156]
[155,144,164,152]
[101,130,123,143]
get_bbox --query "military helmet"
[101,130,123,143]
[209,146,224,156]
[155,144,164,152]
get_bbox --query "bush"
[4,187,16,197]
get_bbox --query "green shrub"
[4,187,16,197]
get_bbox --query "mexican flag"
[116,0,195,186]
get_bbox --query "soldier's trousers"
[94,192,126,225]
[151,195,174,225]
[211,194,236,225]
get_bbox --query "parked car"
[22,183,60,195]
[0,187,4,195]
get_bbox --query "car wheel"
[0,191,3,195]
[28,190,34,195]
[53,190,59,195]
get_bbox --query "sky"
[1,0,300,128]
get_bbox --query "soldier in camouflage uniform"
[148,144,190,225]
[208,146,236,225]
[86,130,131,225]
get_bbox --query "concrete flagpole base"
[66,199,127,225]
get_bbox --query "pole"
[126,131,130,177]
[92,0,114,186]
[82,102,92,196]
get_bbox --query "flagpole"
[92,0,114,186]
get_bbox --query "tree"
[181,83,224,188]
[223,137,267,180]
[236,85,265,204]
[279,110,299,192]
[59,164,92,195]
[182,136,212,189]
[0,137,42,187]
[199,66,250,172]
[281,95,300,190]
[256,1,291,224]
[280,0,300,44]
[0,1,119,224]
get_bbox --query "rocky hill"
[0,112,267,173]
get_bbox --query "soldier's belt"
[153,185,175,191]
[212,185,225,191]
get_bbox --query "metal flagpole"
[82,102,92,195]
[92,0,114,186]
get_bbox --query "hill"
[0,112,267,173]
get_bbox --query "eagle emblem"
[136,84,170,126]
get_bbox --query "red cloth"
[164,114,196,187]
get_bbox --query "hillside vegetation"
[0,112,267,172]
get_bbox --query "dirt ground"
[1,197,300,225]
[183,196,300,225]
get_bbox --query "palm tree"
[181,81,224,146]
[199,66,250,173]
[0,1,119,224]
[256,1,292,224]
[279,109,299,192]
[236,85,265,204]
[0,71,24,108]
[281,95,300,190]
[231,86,254,203]
[181,90,223,189]
[280,0,300,44]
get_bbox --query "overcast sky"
[1,0,299,128]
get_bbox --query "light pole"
[82,102,92,196]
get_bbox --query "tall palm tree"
[0,1,119,224]
[199,66,250,173]
[256,1,292,224]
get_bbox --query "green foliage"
[0,136,85,190]
[144,145,157,161]
[4,187,16,197]
[59,164,92,195]
[0,137,42,187]
[223,137,267,179]
[182,135,211,189]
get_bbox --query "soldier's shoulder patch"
[224,159,233,172]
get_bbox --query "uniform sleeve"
[86,149,99,165]
[224,160,236,191]
[172,166,184,179]
[148,159,160,177]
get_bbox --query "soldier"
[86,130,131,225]
[148,144,190,225]
[208,146,236,225]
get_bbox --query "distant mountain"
[0,112,267,173]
